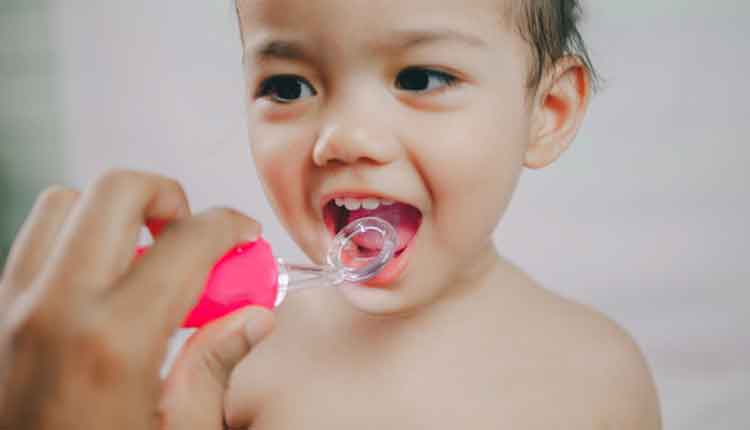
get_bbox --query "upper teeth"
[334,197,395,211]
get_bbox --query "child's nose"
[312,120,399,168]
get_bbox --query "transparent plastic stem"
[161,216,398,378]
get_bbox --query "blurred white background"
[2,1,748,428]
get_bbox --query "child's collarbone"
[231,291,601,428]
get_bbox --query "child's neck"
[330,240,531,339]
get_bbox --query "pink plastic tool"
[136,217,397,328]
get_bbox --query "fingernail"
[248,221,263,243]
[245,228,262,243]
[245,234,260,243]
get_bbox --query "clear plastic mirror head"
[275,217,397,306]
[327,216,397,282]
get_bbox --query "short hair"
[508,0,600,93]
[235,0,600,93]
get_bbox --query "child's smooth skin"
[226,0,661,428]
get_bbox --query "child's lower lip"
[360,241,412,287]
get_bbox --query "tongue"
[346,203,421,252]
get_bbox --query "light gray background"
[2,1,748,428]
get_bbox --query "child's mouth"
[323,196,422,283]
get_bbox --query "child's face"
[238,0,542,314]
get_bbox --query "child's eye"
[257,74,317,103]
[395,67,459,93]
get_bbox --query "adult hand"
[158,307,274,430]
[0,170,265,430]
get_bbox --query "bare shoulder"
[509,281,663,429]
[562,301,661,429]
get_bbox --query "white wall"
[50,1,749,428]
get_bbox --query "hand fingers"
[1,186,79,295]
[112,206,261,340]
[46,170,191,294]
[158,307,274,430]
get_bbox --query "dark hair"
[509,0,600,93]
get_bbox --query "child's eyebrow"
[385,29,487,51]
[250,39,311,63]
[244,29,486,64]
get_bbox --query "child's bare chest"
[224,303,555,429]
[227,339,510,429]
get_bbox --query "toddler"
[220,0,661,428]
[0,1,662,428]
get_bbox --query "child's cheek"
[424,132,524,246]
[250,129,296,200]
[250,125,319,244]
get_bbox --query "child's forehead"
[237,0,513,46]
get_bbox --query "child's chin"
[336,282,409,315]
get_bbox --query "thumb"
[158,306,274,430]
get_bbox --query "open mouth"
[323,196,423,259]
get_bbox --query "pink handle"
[136,238,278,328]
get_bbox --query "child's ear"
[524,56,591,169]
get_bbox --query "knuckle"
[76,330,122,364]
[200,207,259,239]
[69,316,142,378]
[36,185,80,210]
[19,302,54,336]
[9,303,147,389]
[13,301,60,350]
[165,178,187,198]
[92,169,185,207]
[161,177,189,206]
[94,168,144,194]
[203,206,244,223]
